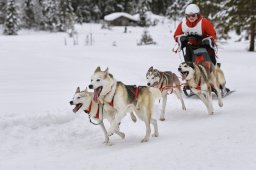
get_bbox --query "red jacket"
[174,15,216,45]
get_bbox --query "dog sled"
[177,34,234,97]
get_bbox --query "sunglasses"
[186,14,197,18]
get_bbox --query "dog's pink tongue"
[93,90,99,102]
[181,74,186,80]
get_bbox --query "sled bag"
[192,48,211,64]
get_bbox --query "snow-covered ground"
[0,21,256,170]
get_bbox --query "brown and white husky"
[89,67,162,143]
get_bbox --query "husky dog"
[89,67,162,143]
[178,61,224,114]
[146,66,186,121]
[70,87,137,145]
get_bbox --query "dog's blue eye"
[78,97,81,99]
[97,79,100,82]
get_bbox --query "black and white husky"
[89,67,162,143]
[146,66,186,121]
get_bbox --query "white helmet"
[185,4,200,15]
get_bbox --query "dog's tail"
[149,87,162,102]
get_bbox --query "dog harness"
[108,85,141,107]
[126,85,140,103]
[84,101,100,119]
[194,61,212,90]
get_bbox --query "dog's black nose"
[147,83,150,86]
[178,68,181,72]
[70,101,73,105]
[88,84,93,89]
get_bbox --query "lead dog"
[70,87,137,145]
[146,66,186,121]
[89,67,162,142]
[178,61,224,114]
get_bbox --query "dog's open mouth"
[93,86,102,102]
[180,71,189,80]
[73,103,82,113]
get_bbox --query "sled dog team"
[70,61,227,145]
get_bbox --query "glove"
[175,34,187,46]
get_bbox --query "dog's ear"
[95,66,101,73]
[104,67,109,74]
[103,67,109,78]
[191,63,195,69]
[149,66,153,71]
[76,87,80,93]
[187,62,194,69]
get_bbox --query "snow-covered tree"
[3,0,19,35]
[137,0,151,26]
[59,0,76,31]
[166,0,187,24]
[41,0,60,31]
[113,0,136,14]
[150,0,172,15]
[21,0,35,29]
[0,0,6,24]
[214,0,256,51]
[137,29,156,45]
[191,0,221,19]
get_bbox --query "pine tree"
[191,0,221,19]
[41,0,60,31]
[166,0,187,26]
[22,0,36,29]
[138,0,151,26]
[59,0,76,31]
[0,0,6,24]
[3,0,19,35]
[214,0,256,51]
[113,0,136,14]
[73,0,91,23]
[150,0,173,15]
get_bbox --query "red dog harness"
[84,101,99,119]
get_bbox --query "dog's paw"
[152,133,159,137]
[209,111,214,115]
[104,141,113,146]
[182,106,186,111]
[107,131,114,136]
[141,138,149,143]
[119,132,125,139]
[159,117,165,121]
[219,101,223,107]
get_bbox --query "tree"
[21,0,36,29]
[113,0,136,14]
[166,0,187,28]
[59,0,76,31]
[3,0,19,35]
[41,0,60,31]
[214,0,256,51]
[137,0,151,26]
[0,0,6,24]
